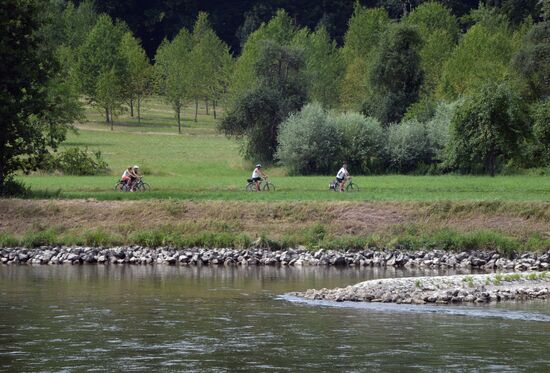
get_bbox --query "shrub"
[43,147,109,175]
[277,102,385,175]
[276,102,341,174]
[0,178,30,197]
[530,98,550,167]
[425,100,456,163]
[385,119,432,173]
[445,82,528,175]
[333,112,384,173]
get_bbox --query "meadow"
[17,98,550,202]
[5,98,549,251]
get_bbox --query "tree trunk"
[137,98,141,124]
[177,107,181,134]
[105,107,109,123]
[213,101,217,119]
[194,99,198,122]
[49,120,54,147]
[129,99,134,117]
[205,98,209,115]
[109,108,113,131]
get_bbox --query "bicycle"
[329,176,359,192]
[246,176,275,192]
[114,178,151,192]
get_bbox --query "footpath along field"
[3,98,549,251]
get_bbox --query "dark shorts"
[336,177,344,183]
[252,177,262,182]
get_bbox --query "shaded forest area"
[92,0,540,57]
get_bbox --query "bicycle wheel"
[246,182,255,192]
[137,182,151,192]
[114,181,126,192]
[346,182,359,192]
[263,182,275,192]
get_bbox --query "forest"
[1,0,550,192]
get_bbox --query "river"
[1,265,549,371]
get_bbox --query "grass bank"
[1,199,548,254]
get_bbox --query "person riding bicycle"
[336,162,350,192]
[121,165,140,191]
[251,164,267,191]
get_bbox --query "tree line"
[221,2,550,175]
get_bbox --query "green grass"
[1,225,539,253]
[11,97,550,202]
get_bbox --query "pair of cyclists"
[121,165,141,191]
[250,162,350,192]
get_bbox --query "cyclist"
[121,165,140,191]
[251,164,267,191]
[336,162,349,192]
[130,165,141,190]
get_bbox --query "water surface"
[1,265,549,372]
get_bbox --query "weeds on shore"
[1,226,547,254]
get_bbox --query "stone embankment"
[294,273,550,304]
[1,246,550,270]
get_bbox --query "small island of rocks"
[293,272,550,304]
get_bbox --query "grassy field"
[14,97,550,202]
[3,98,549,251]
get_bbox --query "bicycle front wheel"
[346,182,359,192]
[263,182,275,192]
[137,182,151,192]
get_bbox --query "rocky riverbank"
[293,273,550,304]
[1,246,550,270]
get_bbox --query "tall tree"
[512,20,550,101]
[293,26,344,108]
[120,32,152,122]
[438,22,514,99]
[405,2,459,97]
[339,6,390,110]
[154,29,193,133]
[0,0,80,189]
[366,23,424,124]
[230,9,298,101]
[75,14,128,124]
[220,41,306,162]
[446,82,528,175]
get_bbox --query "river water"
[1,265,549,372]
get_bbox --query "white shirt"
[336,167,348,179]
[252,167,262,178]
[122,169,131,178]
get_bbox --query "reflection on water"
[1,265,549,371]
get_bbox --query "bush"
[0,178,30,197]
[385,119,432,173]
[277,102,385,175]
[276,102,341,174]
[43,147,109,175]
[424,100,457,163]
[333,112,384,174]
[445,82,528,175]
[531,98,550,167]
